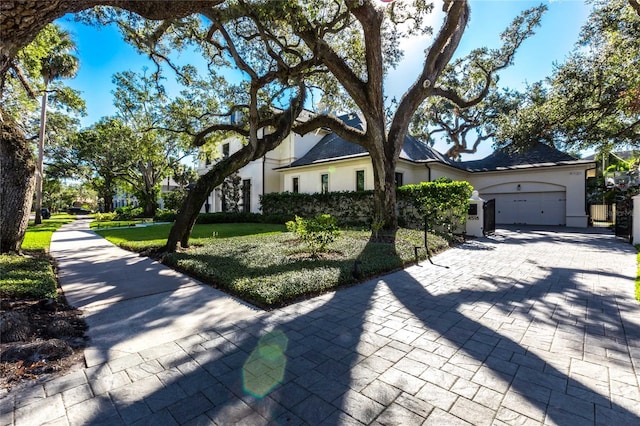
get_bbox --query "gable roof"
[454,143,593,172]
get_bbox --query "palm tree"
[34,26,79,224]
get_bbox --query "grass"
[97,222,451,308]
[95,222,287,251]
[90,219,153,229]
[0,214,74,300]
[0,255,58,299]
[22,214,76,253]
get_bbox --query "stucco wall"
[468,165,590,227]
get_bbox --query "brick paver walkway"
[1,226,639,425]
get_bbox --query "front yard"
[96,224,451,308]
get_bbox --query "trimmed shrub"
[94,212,117,222]
[154,209,177,222]
[397,178,473,232]
[263,180,473,233]
[114,206,144,220]
[286,214,341,256]
[261,191,373,226]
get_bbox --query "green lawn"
[97,222,450,308]
[95,222,287,251]
[22,214,76,253]
[0,214,74,299]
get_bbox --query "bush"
[114,206,144,220]
[152,211,292,225]
[94,212,117,222]
[154,209,177,222]
[397,179,473,233]
[261,191,373,226]
[196,212,293,225]
[286,214,341,256]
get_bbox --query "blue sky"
[55,0,592,160]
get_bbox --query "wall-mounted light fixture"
[517,184,521,191]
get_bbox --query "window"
[242,179,251,213]
[222,143,230,159]
[395,172,404,187]
[292,177,299,193]
[356,170,365,191]
[321,173,329,194]
[205,154,211,166]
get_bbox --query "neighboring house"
[198,114,596,227]
[112,177,181,210]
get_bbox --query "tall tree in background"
[495,0,640,154]
[111,69,193,217]
[73,117,135,213]
[34,25,79,224]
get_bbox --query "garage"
[483,191,567,226]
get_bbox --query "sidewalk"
[1,222,639,425]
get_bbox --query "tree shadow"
[45,222,640,425]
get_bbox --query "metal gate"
[615,198,633,243]
[483,198,496,235]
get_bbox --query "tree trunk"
[0,110,36,254]
[34,90,48,225]
[165,152,251,252]
[369,142,398,241]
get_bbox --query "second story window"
[356,170,365,191]
[222,143,230,159]
[321,173,329,194]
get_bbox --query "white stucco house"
[198,113,596,227]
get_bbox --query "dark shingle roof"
[454,143,591,172]
[283,114,451,168]
[278,113,592,171]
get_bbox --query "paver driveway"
[2,224,639,425]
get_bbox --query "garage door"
[483,192,566,226]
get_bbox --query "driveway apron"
[1,223,639,426]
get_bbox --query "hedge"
[153,210,291,225]
[261,179,473,231]
[260,191,374,227]
[397,179,473,231]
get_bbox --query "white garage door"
[483,192,566,226]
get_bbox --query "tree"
[0,0,223,254]
[1,22,83,253]
[111,69,193,217]
[72,118,136,213]
[281,0,545,235]
[495,0,640,154]
[411,57,522,160]
[85,2,321,251]
[34,25,79,224]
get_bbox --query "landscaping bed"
[0,215,88,389]
[98,224,454,309]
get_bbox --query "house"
[198,114,596,227]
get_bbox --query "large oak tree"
[280,0,545,235]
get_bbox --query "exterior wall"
[281,157,374,193]
[269,131,326,168]
[427,163,470,182]
[467,165,591,227]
